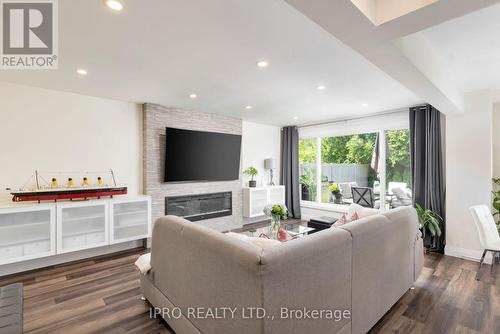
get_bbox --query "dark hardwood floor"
[369,253,500,334]
[0,249,499,333]
[0,248,172,334]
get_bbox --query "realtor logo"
[1,0,58,69]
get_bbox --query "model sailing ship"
[10,169,127,202]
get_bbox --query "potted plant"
[491,178,500,234]
[244,167,258,187]
[329,182,342,204]
[300,170,316,201]
[415,203,443,250]
[264,204,288,239]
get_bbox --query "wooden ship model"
[10,169,127,202]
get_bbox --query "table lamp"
[264,158,276,186]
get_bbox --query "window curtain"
[280,126,301,218]
[409,104,445,252]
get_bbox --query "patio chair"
[373,181,381,195]
[352,187,380,208]
[339,182,357,200]
[391,188,413,208]
[388,182,408,195]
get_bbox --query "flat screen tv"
[164,127,242,182]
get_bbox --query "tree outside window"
[299,129,411,209]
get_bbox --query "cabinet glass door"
[251,189,268,216]
[268,187,285,205]
[58,202,108,253]
[111,199,150,244]
[0,206,55,265]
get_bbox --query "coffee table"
[240,222,315,241]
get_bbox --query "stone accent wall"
[143,103,243,231]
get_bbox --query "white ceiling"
[417,3,500,93]
[0,0,422,126]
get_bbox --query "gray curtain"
[409,104,445,252]
[280,126,301,218]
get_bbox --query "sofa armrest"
[150,216,264,334]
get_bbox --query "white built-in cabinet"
[57,201,109,254]
[0,196,151,265]
[110,197,151,244]
[0,205,56,265]
[243,186,285,218]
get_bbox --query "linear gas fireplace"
[165,192,232,222]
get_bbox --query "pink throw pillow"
[350,212,360,221]
[333,214,349,227]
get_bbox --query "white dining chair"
[469,205,500,280]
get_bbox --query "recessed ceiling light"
[188,93,197,99]
[256,60,268,68]
[245,105,253,110]
[76,69,88,75]
[361,103,369,107]
[293,116,299,120]
[316,85,326,91]
[105,0,124,11]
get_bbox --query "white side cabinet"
[0,196,152,264]
[268,186,286,205]
[110,196,151,244]
[0,205,56,265]
[57,200,109,254]
[243,186,286,218]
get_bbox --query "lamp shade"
[264,158,276,169]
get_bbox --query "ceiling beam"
[285,0,500,114]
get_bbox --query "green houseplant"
[300,169,316,201]
[491,178,500,233]
[244,167,258,187]
[415,203,443,249]
[328,182,343,204]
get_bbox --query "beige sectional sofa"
[140,207,423,334]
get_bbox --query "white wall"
[445,91,493,261]
[241,121,281,187]
[493,103,500,179]
[0,82,143,203]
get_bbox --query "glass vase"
[269,215,281,240]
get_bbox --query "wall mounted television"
[164,127,242,182]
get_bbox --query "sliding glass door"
[299,128,411,210]
[384,129,412,209]
[299,138,318,202]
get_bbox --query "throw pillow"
[350,211,359,221]
[348,203,379,219]
[332,214,349,227]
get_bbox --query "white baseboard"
[445,245,493,264]
[0,240,143,276]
